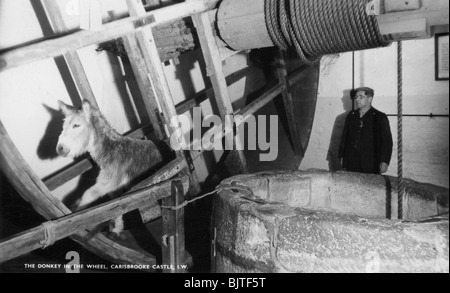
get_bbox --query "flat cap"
[355,87,375,97]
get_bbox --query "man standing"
[339,87,393,174]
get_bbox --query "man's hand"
[380,162,389,174]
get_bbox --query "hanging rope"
[397,41,404,219]
[264,0,390,65]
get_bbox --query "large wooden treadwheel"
[0,119,163,265]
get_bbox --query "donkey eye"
[73,124,81,129]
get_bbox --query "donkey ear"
[81,100,92,120]
[58,100,76,116]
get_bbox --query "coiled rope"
[264,0,390,65]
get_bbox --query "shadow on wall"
[37,104,64,160]
[327,89,354,172]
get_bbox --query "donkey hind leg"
[75,182,111,210]
[108,216,126,239]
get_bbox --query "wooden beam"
[0,177,189,264]
[175,66,255,114]
[122,34,165,140]
[192,10,248,173]
[237,84,284,120]
[0,0,220,72]
[161,180,186,273]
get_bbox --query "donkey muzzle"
[56,143,69,157]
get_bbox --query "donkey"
[56,99,173,236]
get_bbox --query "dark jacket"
[339,107,393,174]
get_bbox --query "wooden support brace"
[192,10,248,173]
[122,34,166,140]
[161,180,187,273]
[275,49,304,159]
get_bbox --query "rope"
[39,221,57,249]
[264,0,390,65]
[161,183,255,211]
[397,41,404,220]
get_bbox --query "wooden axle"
[372,0,450,41]
[216,0,449,51]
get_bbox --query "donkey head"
[56,100,93,158]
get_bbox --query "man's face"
[355,91,373,110]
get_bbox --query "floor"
[0,99,299,273]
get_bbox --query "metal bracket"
[133,15,156,29]
[183,150,195,172]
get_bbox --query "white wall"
[301,39,450,188]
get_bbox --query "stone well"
[212,170,449,273]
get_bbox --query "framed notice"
[435,33,449,81]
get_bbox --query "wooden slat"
[276,49,304,159]
[237,83,284,120]
[0,177,189,264]
[122,34,165,140]
[192,11,248,173]
[0,0,221,73]
[161,180,186,273]
[126,0,201,195]
[175,66,255,114]
[44,158,93,192]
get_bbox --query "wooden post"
[161,180,186,273]
[275,49,304,160]
[192,10,248,173]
